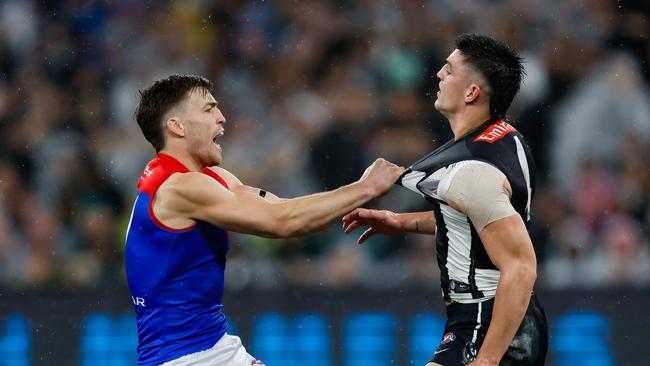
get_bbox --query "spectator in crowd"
[0,0,648,289]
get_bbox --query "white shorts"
[161,333,265,366]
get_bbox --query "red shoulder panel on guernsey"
[473,121,517,143]
[201,168,229,189]
[136,154,230,231]
[138,153,191,194]
[139,153,195,232]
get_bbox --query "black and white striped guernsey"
[398,119,536,303]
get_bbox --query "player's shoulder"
[440,160,511,211]
[441,161,511,198]
[443,160,503,189]
[147,172,229,221]
[453,160,501,175]
[160,171,228,201]
[204,166,243,188]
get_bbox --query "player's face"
[434,49,473,116]
[182,89,226,167]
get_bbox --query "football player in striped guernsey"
[343,34,548,366]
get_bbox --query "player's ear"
[166,117,185,137]
[465,84,481,103]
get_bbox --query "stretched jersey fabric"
[125,153,230,365]
[398,120,536,303]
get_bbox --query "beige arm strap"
[440,162,516,232]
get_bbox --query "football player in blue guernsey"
[343,34,548,365]
[125,75,404,366]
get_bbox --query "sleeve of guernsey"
[439,162,517,232]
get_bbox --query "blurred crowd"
[0,0,649,291]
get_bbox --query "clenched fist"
[358,158,405,198]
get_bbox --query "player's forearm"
[477,263,536,363]
[398,211,436,234]
[275,181,375,237]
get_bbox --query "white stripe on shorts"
[471,302,482,343]
[161,333,264,366]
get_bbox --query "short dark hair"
[455,34,525,120]
[134,75,213,151]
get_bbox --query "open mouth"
[212,129,224,150]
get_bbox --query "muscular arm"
[156,159,403,238]
[206,166,286,202]
[237,185,285,202]
[442,162,536,365]
[474,214,536,364]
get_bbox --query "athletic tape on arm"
[440,162,516,232]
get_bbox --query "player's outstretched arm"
[342,208,436,244]
[205,166,286,202]
[159,158,404,238]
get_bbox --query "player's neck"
[448,108,492,141]
[159,147,204,172]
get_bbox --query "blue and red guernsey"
[125,153,229,365]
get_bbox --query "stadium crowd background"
[0,0,649,293]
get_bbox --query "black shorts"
[428,293,548,366]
